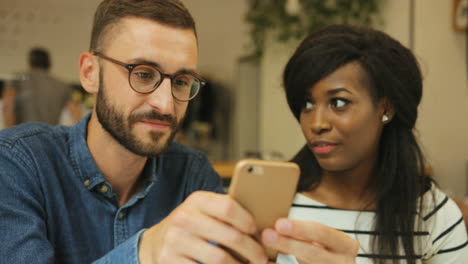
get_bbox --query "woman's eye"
[331,98,349,109]
[304,101,314,110]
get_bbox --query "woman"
[269,25,467,263]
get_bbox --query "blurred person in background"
[2,47,82,127]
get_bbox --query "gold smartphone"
[227,159,300,262]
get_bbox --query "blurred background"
[0,0,467,198]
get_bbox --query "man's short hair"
[90,0,197,52]
[29,48,51,70]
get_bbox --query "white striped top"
[277,186,468,263]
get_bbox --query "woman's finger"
[261,228,333,263]
[274,218,359,255]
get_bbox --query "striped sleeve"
[420,188,468,263]
[278,190,468,264]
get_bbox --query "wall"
[0,0,99,83]
[414,0,468,196]
[183,0,249,87]
[259,34,303,160]
[0,0,248,86]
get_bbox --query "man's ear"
[79,52,100,94]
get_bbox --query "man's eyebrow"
[128,57,200,77]
[326,87,353,96]
[128,58,161,68]
[175,68,200,77]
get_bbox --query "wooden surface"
[212,161,433,179]
[211,161,236,179]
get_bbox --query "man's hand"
[138,191,269,264]
[261,219,359,264]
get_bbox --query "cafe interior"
[0,0,467,226]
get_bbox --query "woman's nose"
[309,107,332,134]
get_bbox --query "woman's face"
[300,62,387,174]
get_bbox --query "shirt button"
[118,212,125,219]
[100,185,109,193]
[83,179,91,187]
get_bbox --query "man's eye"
[331,98,349,109]
[174,79,189,86]
[134,72,154,80]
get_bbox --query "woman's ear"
[380,98,395,123]
[79,52,99,94]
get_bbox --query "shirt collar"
[69,113,105,190]
[69,113,157,196]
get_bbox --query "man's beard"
[95,77,182,158]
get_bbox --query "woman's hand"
[261,218,359,264]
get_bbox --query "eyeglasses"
[93,52,205,101]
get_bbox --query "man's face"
[95,17,198,157]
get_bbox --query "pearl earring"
[382,115,389,122]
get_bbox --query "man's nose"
[146,77,174,114]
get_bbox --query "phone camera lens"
[247,166,253,173]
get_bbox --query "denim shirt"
[0,115,224,264]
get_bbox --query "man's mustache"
[128,110,177,129]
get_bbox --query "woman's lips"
[313,144,337,154]
[310,141,338,154]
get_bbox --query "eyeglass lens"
[130,65,200,101]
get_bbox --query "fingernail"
[263,229,278,244]
[276,219,292,233]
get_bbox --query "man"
[0,1,358,263]
[2,48,82,127]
